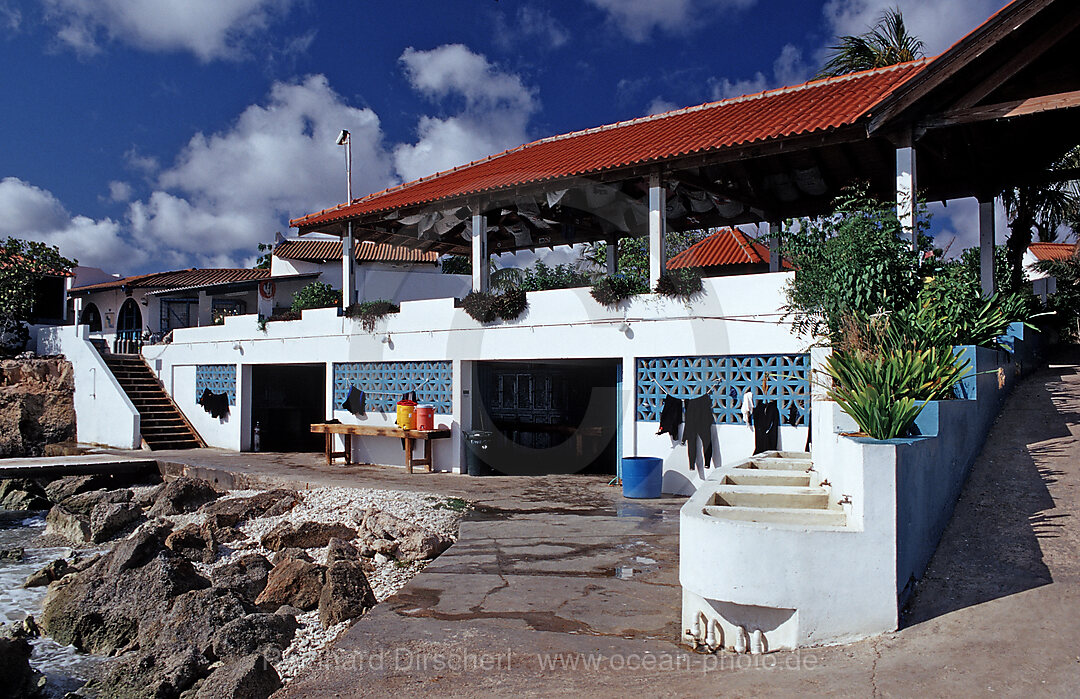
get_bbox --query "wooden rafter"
[920,89,1080,130]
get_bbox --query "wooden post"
[768,221,781,272]
[979,198,996,298]
[649,174,667,289]
[472,213,489,293]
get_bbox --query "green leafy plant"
[290,281,341,312]
[462,288,528,323]
[461,291,499,323]
[590,274,647,308]
[0,236,76,322]
[825,314,970,439]
[267,310,302,322]
[346,299,400,332]
[517,262,592,291]
[256,315,268,332]
[495,287,528,320]
[440,255,471,275]
[654,269,703,299]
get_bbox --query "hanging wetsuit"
[752,400,780,454]
[342,386,366,416]
[656,395,683,438]
[198,388,230,419]
[683,395,715,470]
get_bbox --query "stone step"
[702,505,846,527]
[720,469,812,487]
[743,457,813,471]
[710,484,829,510]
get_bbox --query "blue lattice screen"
[333,361,453,414]
[636,354,810,425]
[195,364,236,405]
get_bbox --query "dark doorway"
[476,359,619,475]
[251,364,325,452]
[115,298,143,354]
[80,303,102,332]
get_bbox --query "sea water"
[0,512,104,697]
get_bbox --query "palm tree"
[818,8,925,78]
[1002,147,1080,289]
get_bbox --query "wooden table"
[309,423,452,473]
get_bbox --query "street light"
[337,129,354,308]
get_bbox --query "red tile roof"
[291,60,930,231]
[667,227,790,270]
[273,239,438,264]
[1028,242,1077,262]
[70,268,270,294]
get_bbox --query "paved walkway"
[109,360,1080,697]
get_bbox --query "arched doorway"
[115,298,143,354]
[80,303,102,332]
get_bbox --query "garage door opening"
[251,363,325,452]
[475,359,620,476]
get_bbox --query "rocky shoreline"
[0,475,466,698]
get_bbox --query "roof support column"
[979,197,996,298]
[895,136,918,251]
[768,220,782,272]
[342,222,356,309]
[606,236,618,276]
[472,212,489,293]
[649,174,667,289]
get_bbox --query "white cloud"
[822,0,1009,57]
[495,6,570,50]
[1,2,20,31]
[41,0,297,61]
[587,0,756,42]
[0,177,139,268]
[107,180,132,203]
[393,45,538,182]
[709,43,808,100]
[129,74,392,267]
[646,97,679,116]
[124,147,160,176]
[927,198,1009,256]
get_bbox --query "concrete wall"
[140,273,806,474]
[37,325,141,449]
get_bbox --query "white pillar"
[471,213,489,293]
[768,221,781,272]
[606,237,618,276]
[341,223,355,309]
[196,290,212,327]
[979,198,996,298]
[895,144,918,250]
[648,174,667,289]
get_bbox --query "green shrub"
[461,291,499,323]
[590,274,647,308]
[495,287,528,320]
[346,299,400,332]
[291,282,341,312]
[440,255,471,275]
[517,262,592,291]
[654,269,703,299]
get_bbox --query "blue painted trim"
[195,364,236,405]
[636,354,810,425]
[333,361,453,414]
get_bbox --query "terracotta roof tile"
[70,268,270,294]
[667,228,788,269]
[292,60,930,230]
[273,239,438,264]
[1028,242,1077,262]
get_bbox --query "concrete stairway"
[100,354,202,450]
[702,451,846,527]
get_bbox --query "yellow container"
[396,400,417,429]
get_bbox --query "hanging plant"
[346,300,400,332]
[495,287,528,320]
[655,270,704,300]
[590,274,646,308]
[462,291,499,323]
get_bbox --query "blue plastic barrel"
[621,456,663,498]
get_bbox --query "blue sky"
[0,0,1009,275]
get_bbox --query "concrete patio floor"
[103,359,1080,697]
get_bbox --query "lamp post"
[337,129,355,309]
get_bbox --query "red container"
[414,404,435,431]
